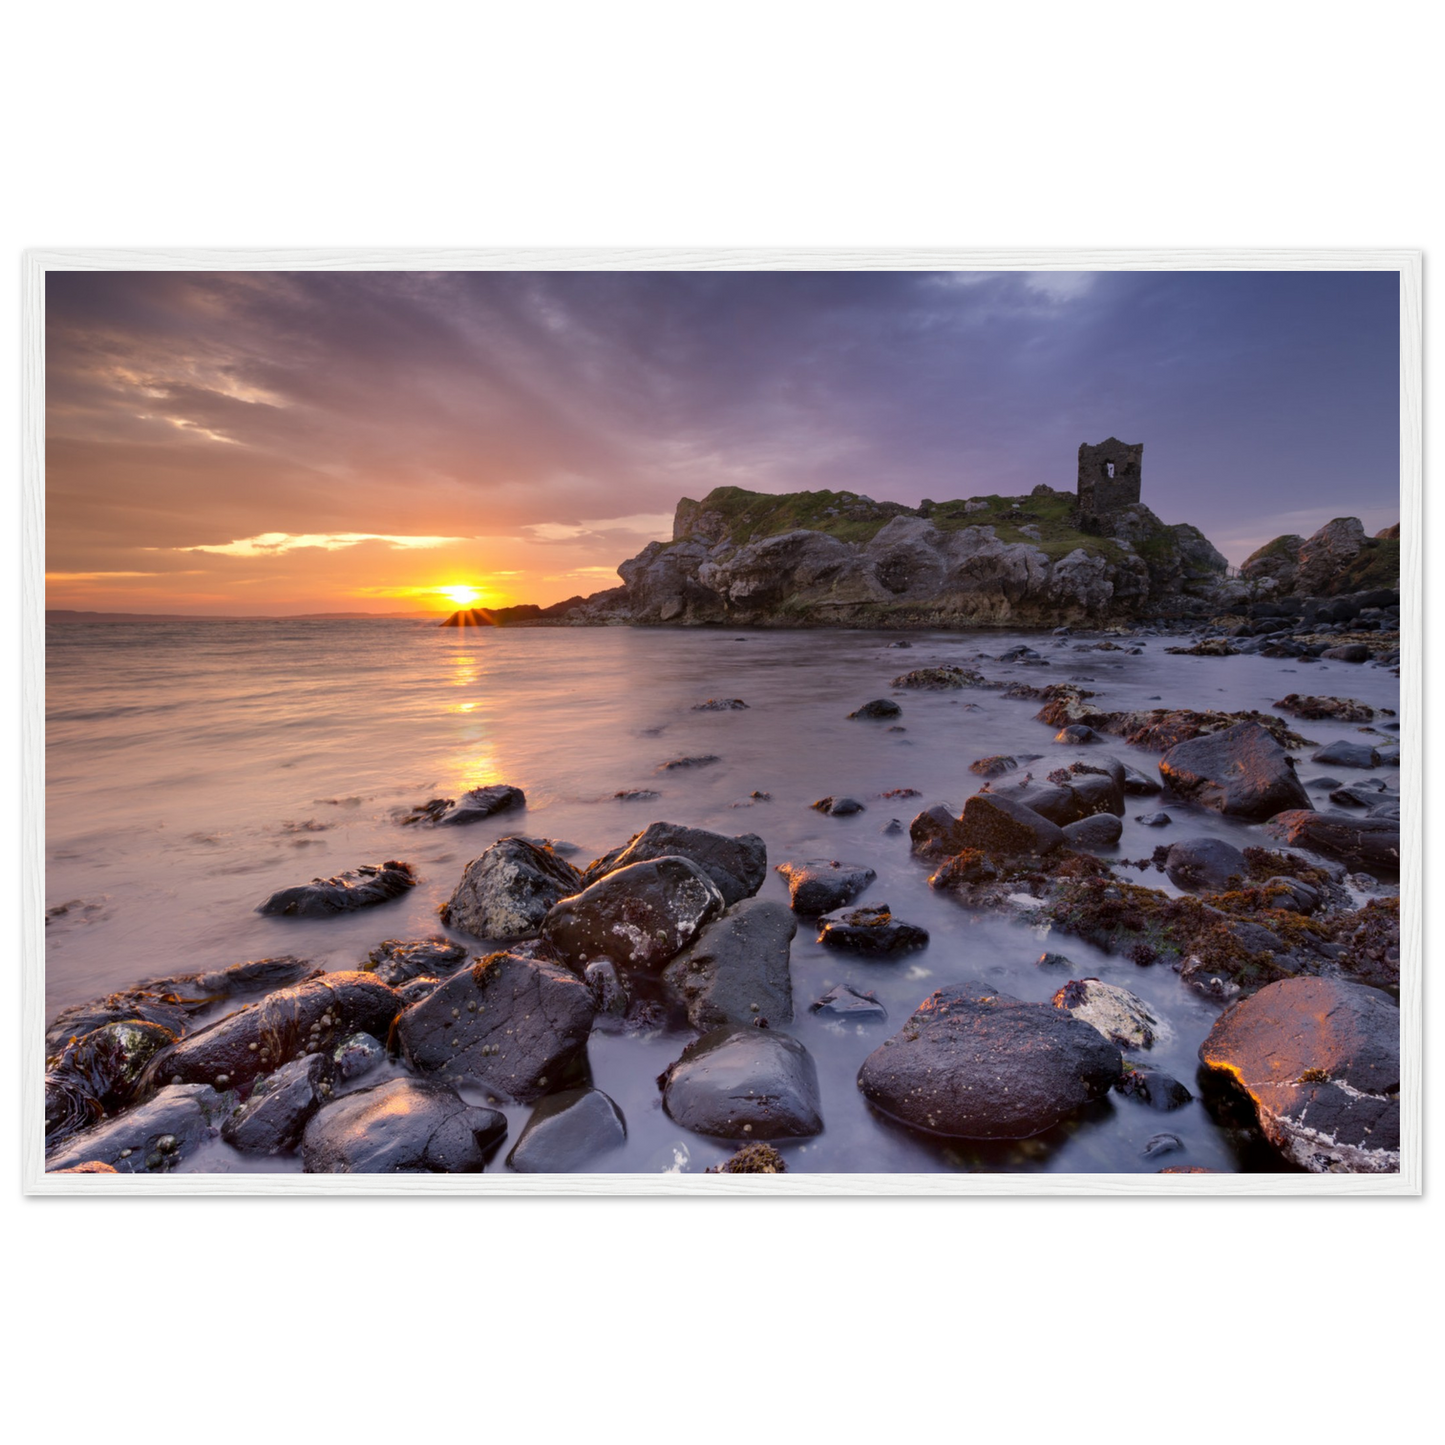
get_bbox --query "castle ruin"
[1076,437,1142,531]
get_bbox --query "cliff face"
[551,484,1228,628]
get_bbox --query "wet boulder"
[848,699,902,720]
[1062,814,1122,850]
[969,755,1017,777]
[1050,978,1169,1050]
[1121,764,1163,796]
[505,1088,627,1172]
[301,1078,506,1173]
[257,861,417,917]
[47,1084,234,1172]
[1199,977,1400,1172]
[1320,644,1370,663]
[1311,740,1380,769]
[144,955,321,999]
[1329,779,1388,809]
[435,784,526,826]
[693,698,748,711]
[541,856,725,972]
[857,986,1122,1139]
[775,858,876,914]
[810,984,887,1022]
[140,972,401,1094]
[441,837,584,941]
[45,1019,178,1140]
[816,903,929,955]
[1116,1065,1193,1111]
[1158,721,1311,820]
[812,795,866,816]
[580,822,766,906]
[221,1053,332,1155]
[1164,837,1249,892]
[1265,810,1400,875]
[364,936,469,985]
[396,952,595,1103]
[909,805,969,859]
[956,793,1065,856]
[661,1028,823,1140]
[662,897,796,1030]
[1055,724,1101,745]
[1137,811,1172,827]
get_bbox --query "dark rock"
[615,788,661,802]
[397,977,444,1006]
[581,821,766,906]
[812,795,866,816]
[658,754,720,771]
[956,793,1065,855]
[1274,693,1378,722]
[848,699,902,719]
[441,837,583,940]
[140,972,401,1094]
[434,784,526,826]
[222,1053,332,1154]
[969,755,1017,776]
[364,936,469,986]
[816,903,929,955]
[1121,764,1163,796]
[1062,814,1122,849]
[301,1078,506,1173]
[1330,780,1389,809]
[1321,644,1371,663]
[909,805,969,859]
[692,698,748,711]
[1158,721,1311,820]
[1311,740,1380,769]
[892,666,985,689]
[45,1019,178,1144]
[881,818,904,836]
[144,955,320,998]
[47,1084,233,1172]
[1265,811,1400,875]
[857,987,1122,1139]
[662,897,796,1030]
[584,958,630,1018]
[1164,837,1249,892]
[1142,1132,1183,1158]
[396,952,596,1103]
[661,1027,823,1139]
[542,856,725,971]
[1036,953,1075,968]
[1055,724,1101,745]
[1199,977,1399,1172]
[257,861,417,917]
[506,1088,627,1172]
[1115,1065,1193,1110]
[331,1032,387,1080]
[775,858,876,914]
[810,984,887,1022]
[1137,811,1172,827]
[1304,776,1342,791]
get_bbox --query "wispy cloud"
[166,532,473,557]
[523,512,674,544]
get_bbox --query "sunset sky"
[45,268,1401,615]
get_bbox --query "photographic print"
[27,253,1419,1191]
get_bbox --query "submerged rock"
[420,784,527,826]
[1115,1065,1193,1111]
[47,1084,233,1172]
[581,821,766,906]
[1199,977,1399,1173]
[396,952,596,1103]
[969,754,1017,777]
[364,937,469,985]
[810,983,888,1022]
[662,897,796,1030]
[692,698,748,711]
[775,858,877,914]
[816,903,929,955]
[658,754,721,771]
[301,1078,506,1173]
[506,1088,627,1172]
[542,856,725,971]
[1137,811,1172,827]
[661,1027,823,1140]
[857,986,1122,1140]
[257,861,417,917]
[812,795,866,816]
[848,699,902,719]
[441,837,584,941]
[1274,693,1378,722]
[891,666,986,690]
[1158,721,1311,820]
[1050,978,1169,1050]
[1311,740,1380,769]
[1061,814,1123,850]
[1265,810,1400,875]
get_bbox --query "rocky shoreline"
[46,610,1402,1178]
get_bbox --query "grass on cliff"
[687,485,1127,562]
[1335,536,1400,593]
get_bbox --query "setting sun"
[439,584,483,608]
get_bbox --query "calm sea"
[44,617,1401,1173]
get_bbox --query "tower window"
[1105,461,1115,479]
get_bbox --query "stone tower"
[1076,438,1142,531]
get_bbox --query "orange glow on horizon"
[439,584,483,608]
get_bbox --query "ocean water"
[44,618,1402,1174]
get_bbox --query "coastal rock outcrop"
[441,837,584,940]
[580,822,766,906]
